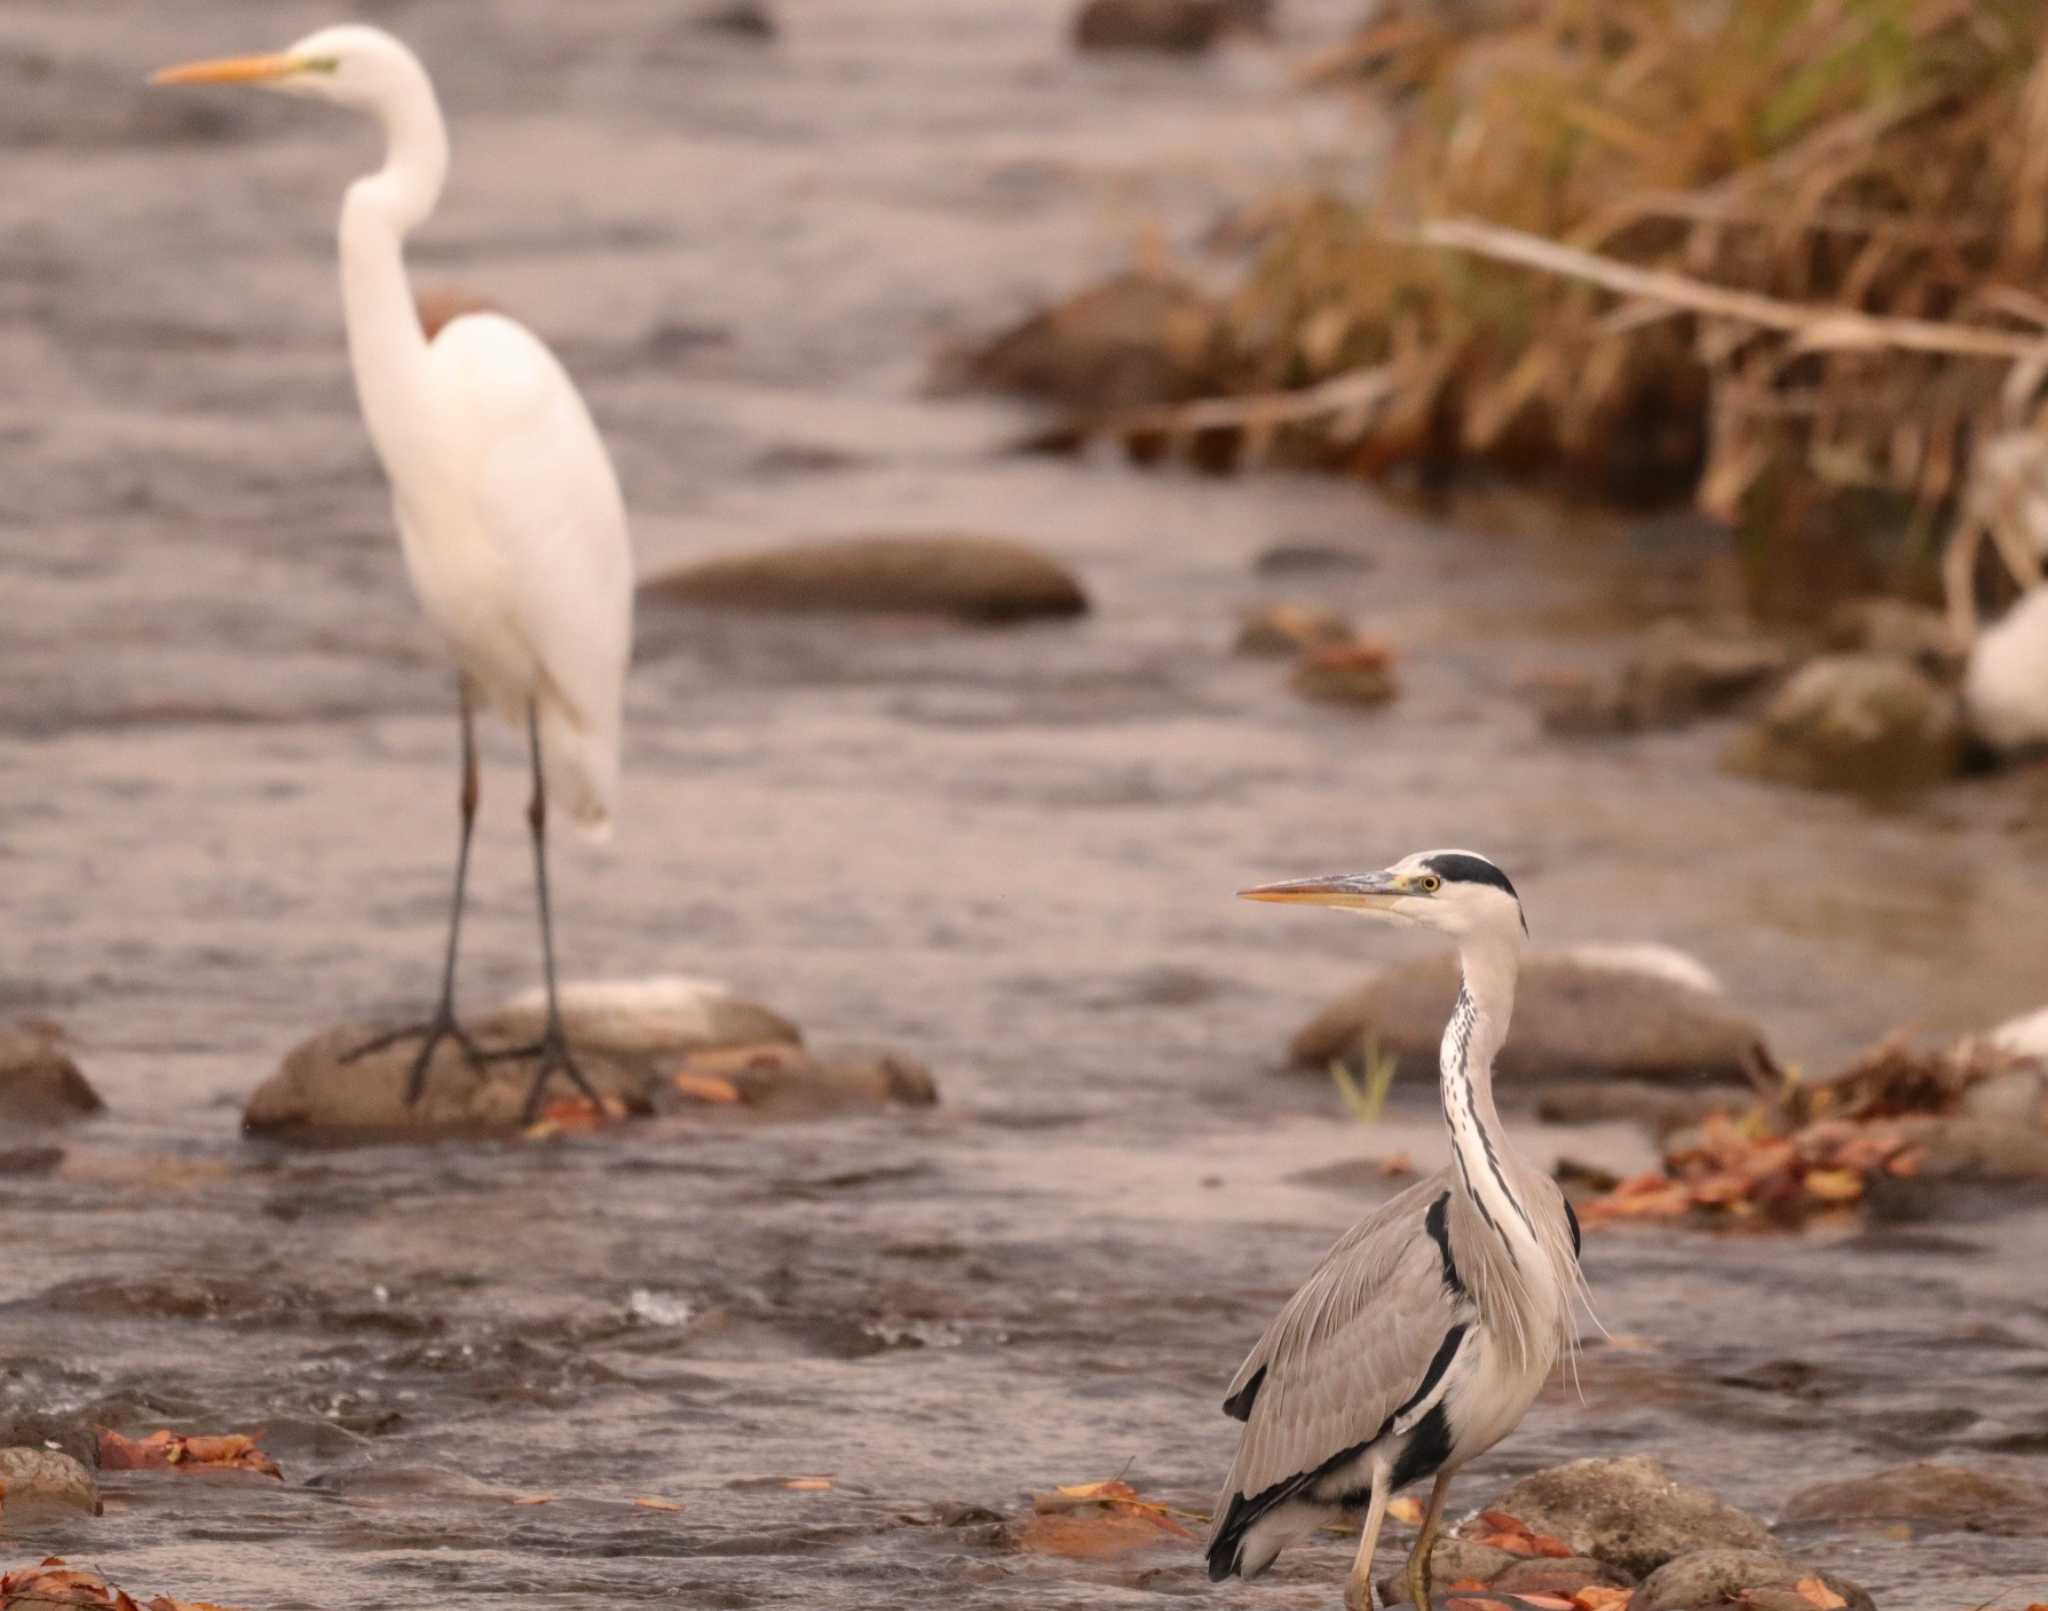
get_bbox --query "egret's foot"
[339,1008,487,1104]
[1342,1568,1377,1611]
[481,1024,606,1123]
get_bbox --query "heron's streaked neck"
[1439,931,1538,1268]
[337,67,449,483]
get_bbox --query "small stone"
[1824,597,1965,678]
[1723,653,1962,793]
[1884,1115,2048,1181]
[1482,1455,1778,1578]
[0,1445,101,1516]
[1292,949,1765,1087]
[0,1022,105,1124]
[1634,1548,1872,1611]
[1234,603,1356,656]
[1959,1068,2047,1126]
[1781,1460,2048,1534]
[944,272,1221,412]
[1253,541,1373,575]
[695,0,777,38]
[1290,640,1397,708]
[1071,0,1271,54]
[1527,619,1789,734]
[1537,1081,1747,1136]
[1376,1536,1519,1604]
[642,534,1088,624]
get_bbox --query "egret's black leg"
[482,703,603,1123]
[343,682,487,1099]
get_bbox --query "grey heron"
[1208,850,1584,1610]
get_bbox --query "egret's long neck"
[337,64,448,483]
[1439,932,1539,1270]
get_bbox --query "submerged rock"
[642,534,1088,623]
[946,272,1221,412]
[1290,947,1764,1086]
[1234,602,1356,656]
[1963,585,2048,753]
[0,1445,101,1516]
[1782,1460,2048,1534]
[241,977,923,1142]
[0,1023,105,1123]
[1483,1455,1778,1577]
[1634,1547,1871,1611]
[1290,640,1397,708]
[1723,653,1961,793]
[1534,618,1791,734]
[1537,1079,1744,1136]
[694,0,777,38]
[1824,596,1965,679]
[1072,0,1271,53]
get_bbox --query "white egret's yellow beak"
[1238,869,1413,910]
[150,53,305,87]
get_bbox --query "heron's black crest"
[1421,852,1518,901]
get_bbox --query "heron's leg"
[1343,1475,1391,1611]
[482,703,605,1122]
[343,682,487,1096]
[1402,1471,1454,1611]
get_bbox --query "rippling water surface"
[4,3,2048,1607]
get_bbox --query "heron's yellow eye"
[1419,874,1442,893]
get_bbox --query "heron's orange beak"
[150,53,303,87]
[1238,870,1407,910]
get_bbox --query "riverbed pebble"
[1781,1459,2048,1534]
[1290,948,1765,1087]
[0,1023,104,1124]
[642,534,1088,623]
[1482,1455,1779,1577]
[0,1446,100,1516]
[1633,1547,1871,1611]
[1234,602,1356,656]
[1723,653,1961,793]
[1071,0,1270,53]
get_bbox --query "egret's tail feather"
[538,702,618,844]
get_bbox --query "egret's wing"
[1214,1173,1469,1518]
[426,312,633,736]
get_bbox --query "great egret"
[1211,851,1584,1611]
[153,26,633,1120]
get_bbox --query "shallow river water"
[4,2,2048,1608]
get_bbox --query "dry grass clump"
[1161,0,2048,581]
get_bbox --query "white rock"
[491,976,795,1050]
[1988,1004,2048,1061]
[1561,943,1724,997]
[1964,586,2048,751]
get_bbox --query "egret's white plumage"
[1214,851,1586,1610]
[155,26,632,1111]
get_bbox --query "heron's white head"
[1240,849,1527,942]
[150,24,428,115]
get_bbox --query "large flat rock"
[242,978,932,1142]
[1290,946,1767,1086]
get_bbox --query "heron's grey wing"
[1214,1173,1469,1515]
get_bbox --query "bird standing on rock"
[1210,851,1585,1610]
[153,27,633,1121]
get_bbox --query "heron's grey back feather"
[1211,1170,1465,1523]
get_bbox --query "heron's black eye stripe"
[1421,852,1519,901]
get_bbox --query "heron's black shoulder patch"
[1565,1195,1582,1258]
[1389,1400,1454,1491]
[1222,1364,1265,1422]
[1422,852,1519,900]
[1424,1192,1466,1298]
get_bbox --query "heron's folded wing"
[1215,1176,1469,1511]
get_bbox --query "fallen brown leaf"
[1445,1598,1513,1611]
[1571,1588,1633,1611]
[1387,1494,1426,1525]
[782,1476,833,1491]
[631,1495,685,1512]
[1802,1169,1863,1203]
[1513,1595,1578,1610]
[1013,1478,1197,1559]
[672,1072,744,1105]
[1445,1580,1490,1592]
[1792,1578,1846,1609]
[508,1493,555,1506]
[97,1429,281,1480]
[1378,1153,1416,1178]
[0,1560,248,1611]
[523,1094,629,1138]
